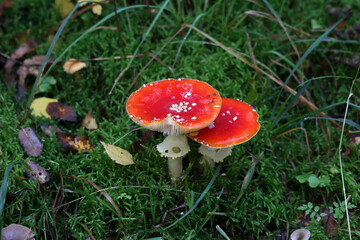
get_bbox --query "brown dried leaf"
[4,59,15,84]
[323,209,338,238]
[1,224,35,240]
[56,132,94,152]
[18,127,43,157]
[63,58,86,74]
[40,124,61,137]
[24,55,46,66]
[15,65,29,102]
[17,65,28,88]
[81,111,98,130]
[4,40,35,85]
[46,102,77,122]
[28,66,40,76]
[11,39,35,59]
[296,213,311,226]
[25,160,49,184]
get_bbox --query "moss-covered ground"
[0,0,359,239]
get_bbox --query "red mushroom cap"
[126,79,222,135]
[187,98,260,148]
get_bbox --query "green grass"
[1,0,360,239]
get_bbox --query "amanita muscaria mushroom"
[187,98,260,169]
[126,78,222,179]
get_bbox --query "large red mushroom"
[126,78,222,179]
[187,98,260,169]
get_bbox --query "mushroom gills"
[199,145,232,163]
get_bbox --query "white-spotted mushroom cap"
[187,98,260,148]
[126,79,222,135]
[290,229,311,240]
[156,135,190,159]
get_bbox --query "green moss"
[0,0,359,239]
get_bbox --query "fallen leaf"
[28,66,40,76]
[81,111,98,130]
[56,132,94,152]
[92,4,102,15]
[18,127,43,157]
[78,0,102,15]
[11,39,35,59]
[24,160,49,184]
[16,65,28,91]
[4,59,16,84]
[4,38,35,85]
[100,141,134,165]
[323,209,338,238]
[40,124,61,137]
[24,55,46,66]
[1,224,35,240]
[16,82,26,103]
[296,213,311,226]
[55,0,75,18]
[63,58,86,74]
[46,102,77,122]
[30,97,58,118]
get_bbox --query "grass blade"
[235,152,263,203]
[0,161,18,233]
[338,67,359,239]
[304,117,360,130]
[272,102,360,135]
[216,224,230,240]
[165,166,220,229]
[262,0,300,59]
[172,13,206,68]
[271,14,349,127]
[126,0,170,69]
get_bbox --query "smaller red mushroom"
[126,78,222,179]
[187,98,260,169]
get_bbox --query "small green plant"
[38,76,57,93]
[298,201,357,223]
[329,201,356,219]
[298,202,327,222]
[296,173,330,188]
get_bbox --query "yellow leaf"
[55,0,75,19]
[92,4,102,15]
[30,97,58,118]
[77,0,88,7]
[100,141,134,166]
[63,58,86,74]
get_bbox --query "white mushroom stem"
[199,145,233,170]
[167,157,183,180]
[156,134,190,179]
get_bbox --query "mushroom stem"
[200,155,215,173]
[167,157,183,180]
[156,134,190,179]
[199,145,233,170]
